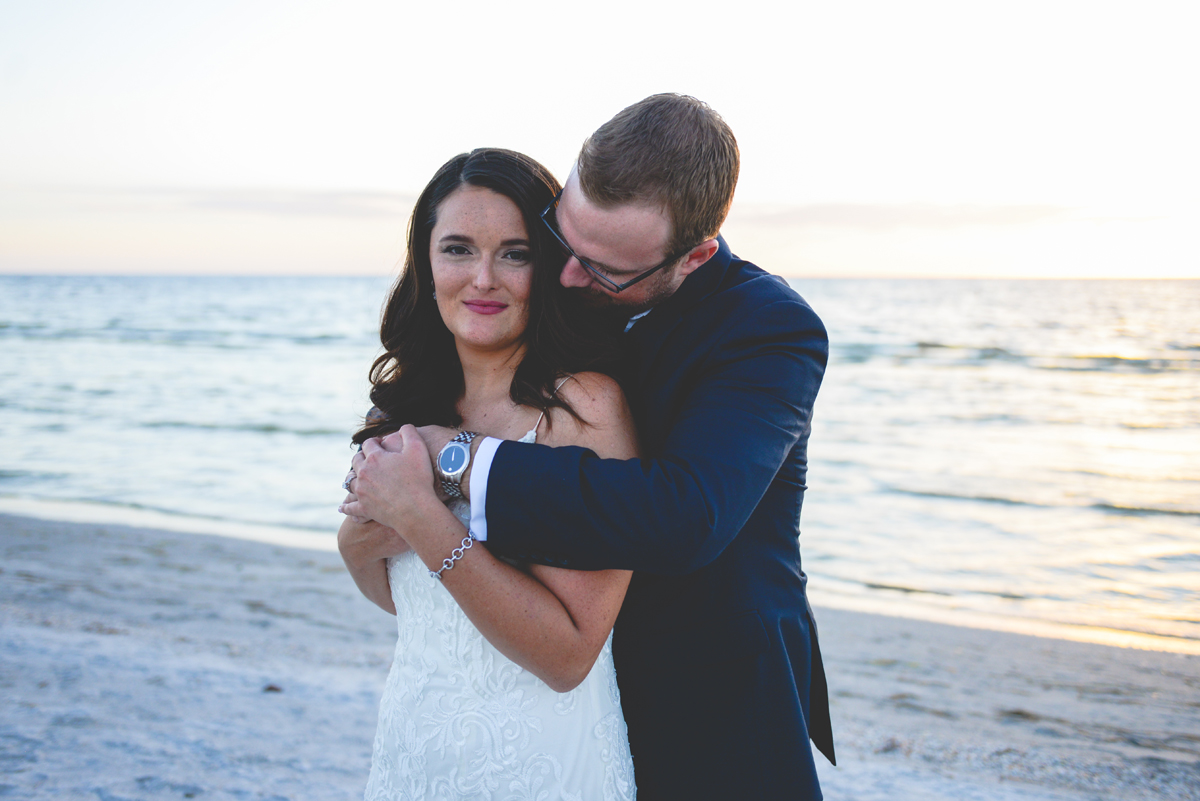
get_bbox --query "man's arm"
[484,299,828,574]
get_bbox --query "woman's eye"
[503,249,532,263]
[442,245,471,256]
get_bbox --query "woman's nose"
[472,259,498,289]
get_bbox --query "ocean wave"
[1159,553,1200,564]
[976,589,1029,600]
[0,470,36,480]
[832,341,1200,373]
[975,346,1022,361]
[0,470,71,482]
[1118,422,1186,430]
[891,488,1200,517]
[1032,355,1198,373]
[948,413,1028,424]
[1,326,360,349]
[1093,503,1200,518]
[1,328,248,348]
[891,488,1046,508]
[863,581,952,596]
[140,421,344,436]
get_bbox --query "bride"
[337,149,638,800]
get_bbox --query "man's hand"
[340,425,443,532]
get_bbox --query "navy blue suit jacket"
[485,238,834,799]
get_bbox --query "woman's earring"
[432,289,437,300]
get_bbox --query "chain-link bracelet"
[429,533,475,580]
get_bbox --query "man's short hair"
[577,93,739,257]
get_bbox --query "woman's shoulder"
[544,372,637,456]
[552,371,628,419]
[556,371,625,409]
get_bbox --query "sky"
[1,0,1196,278]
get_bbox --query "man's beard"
[566,286,624,310]
[566,271,677,319]
[563,289,633,333]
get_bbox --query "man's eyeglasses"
[539,189,692,293]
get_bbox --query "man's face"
[554,171,684,314]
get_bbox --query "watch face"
[438,442,468,476]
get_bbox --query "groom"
[350,94,834,798]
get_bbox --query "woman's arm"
[352,373,638,692]
[338,404,411,614]
[336,510,411,615]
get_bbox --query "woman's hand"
[341,426,445,538]
[341,481,371,525]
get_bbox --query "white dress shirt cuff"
[468,436,502,541]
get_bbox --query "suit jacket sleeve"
[483,297,828,574]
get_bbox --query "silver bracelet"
[429,533,475,580]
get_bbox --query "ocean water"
[797,279,1200,652]
[1,275,1197,653]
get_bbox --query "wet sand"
[2,513,1197,800]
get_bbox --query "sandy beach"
[2,513,1197,800]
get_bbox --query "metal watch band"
[439,430,478,499]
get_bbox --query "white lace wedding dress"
[363,423,636,801]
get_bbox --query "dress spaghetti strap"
[520,374,575,444]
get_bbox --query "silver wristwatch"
[435,430,479,499]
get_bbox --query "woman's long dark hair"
[353,148,621,445]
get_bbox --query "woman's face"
[430,184,534,356]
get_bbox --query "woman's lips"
[464,300,508,315]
